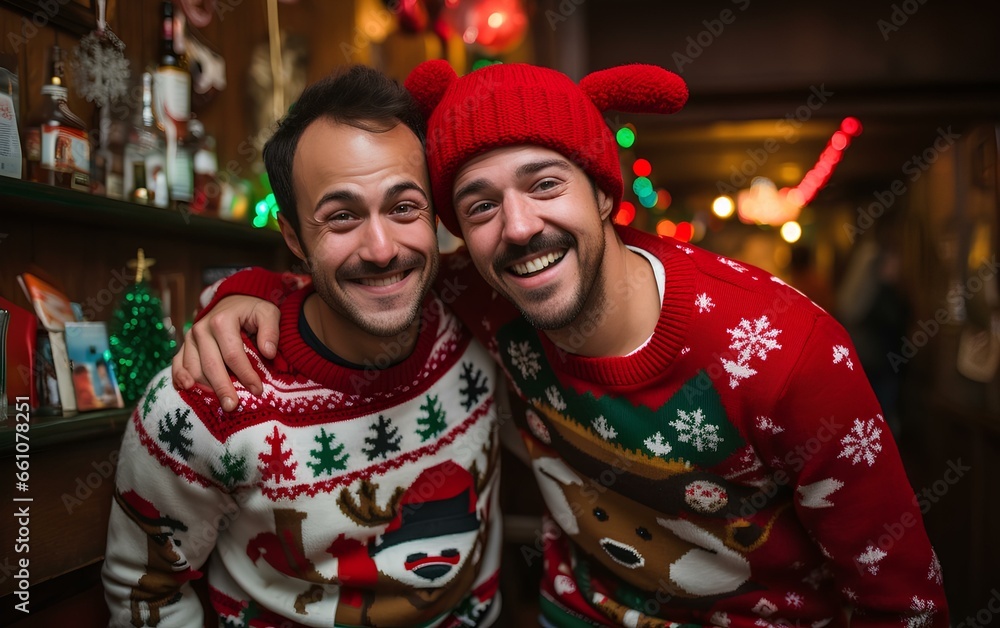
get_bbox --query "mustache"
[493,232,575,274]
[335,254,430,280]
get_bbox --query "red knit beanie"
[405,60,688,235]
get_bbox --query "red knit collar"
[536,225,695,387]
[276,286,443,393]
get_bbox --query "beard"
[489,229,607,331]
[309,251,440,338]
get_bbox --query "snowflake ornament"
[718,256,749,273]
[545,385,567,411]
[644,432,673,457]
[508,340,542,380]
[832,344,854,370]
[785,592,804,608]
[927,550,943,584]
[855,544,887,575]
[838,417,883,466]
[695,292,716,313]
[670,408,722,452]
[720,315,783,388]
[591,416,617,440]
[756,416,785,434]
[72,26,130,108]
[905,596,936,628]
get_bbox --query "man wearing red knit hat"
[176,61,948,627]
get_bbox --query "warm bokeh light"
[674,221,694,242]
[737,177,801,226]
[840,116,863,137]
[615,201,636,225]
[655,219,677,238]
[632,158,651,177]
[487,12,505,28]
[779,162,803,184]
[789,117,863,207]
[830,131,849,151]
[712,195,735,218]
[656,189,672,210]
[780,220,802,243]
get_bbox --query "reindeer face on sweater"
[533,455,775,598]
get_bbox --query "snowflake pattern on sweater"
[103,287,502,628]
[202,227,949,628]
[442,226,949,628]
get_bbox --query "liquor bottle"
[22,45,90,191]
[131,161,150,204]
[123,72,167,206]
[0,53,22,179]
[189,119,220,216]
[153,0,192,205]
[92,114,127,199]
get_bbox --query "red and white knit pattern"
[103,286,503,628]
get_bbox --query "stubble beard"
[310,252,440,338]
[492,229,607,331]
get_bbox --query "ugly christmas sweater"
[206,227,948,628]
[103,285,503,628]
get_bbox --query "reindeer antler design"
[337,479,405,527]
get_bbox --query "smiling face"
[452,145,615,331]
[280,118,438,356]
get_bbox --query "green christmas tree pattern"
[363,415,402,461]
[459,361,489,411]
[212,447,249,488]
[258,426,297,483]
[141,375,169,419]
[416,394,447,441]
[158,408,194,460]
[307,427,349,476]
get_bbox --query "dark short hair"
[262,65,427,235]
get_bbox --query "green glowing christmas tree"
[109,249,177,404]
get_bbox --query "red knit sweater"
[207,226,948,627]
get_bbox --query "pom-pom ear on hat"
[579,64,688,115]
[405,59,458,119]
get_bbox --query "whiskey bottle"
[123,72,167,206]
[153,0,193,206]
[23,45,90,191]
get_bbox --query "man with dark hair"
[177,61,947,626]
[104,66,503,627]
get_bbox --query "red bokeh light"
[632,159,652,177]
[615,201,636,225]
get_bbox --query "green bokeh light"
[632,176,653,196]
[616,127,635,148]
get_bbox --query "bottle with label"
[123,72,167,206]
[22,45,90,191]
[189,119,220,216]
[0,53,22,179]
[131,161,150,205]
[153,0,192,206]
